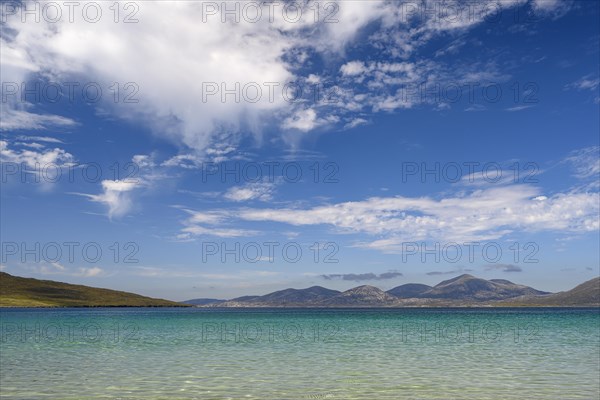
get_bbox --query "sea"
[0,307,598,399]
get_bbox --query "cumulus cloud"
[282,108,339,132]
[0,1,387,148]
[0,139,74,170]
[340,61,369,76]
[1,0,573,149]
[282,108,320,132]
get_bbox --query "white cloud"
[506,105,534,112]
[1,0,575,147]
[178,226,258,239]
[1,34,77,130]
[131,154,155,168]
[161,154,204,170]
[51,262,66,271]
[16,135,64,144]
[187,183,599,252]
[8,262,103,278]
[344,118,368,129]
[1,1,386,149]
[316,1,388,52]
[565,75,600,91]
[177,208,258,239]
[531,0,573,19]
[282,108,320,132]
[0,108,77,131]
[161,144,239,169]
[340,61,369,76]
[565,146,600,180]
[224,181,276,202]
[75,152,172,219]
[80,179,141,219]
[77,267,104,277]
[0,139,74,168]
[15,142,45,149]
[184,209,230,225]
[465,104,487,112]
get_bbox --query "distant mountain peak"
[350,285,384,292]
[435,274,476,287]
[426,274,548,301]
[320,285,398,306]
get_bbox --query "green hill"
[0,272,187,307]
[498,277,600,307]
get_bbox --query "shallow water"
[1,307,598,399]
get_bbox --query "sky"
[0,0,599,301]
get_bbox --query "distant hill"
[182,298,225,306]
[254,286,340,304]
[387,283,432,298]
[0,272,187,307]
[500,277,600,306]
[401,274,549,301]
[219,286,340,307]
[195,274,598,307]
[321,285,397,306]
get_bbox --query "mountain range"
[1,272,597,308]
[184,274,599,307]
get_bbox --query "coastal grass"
[0,272,188,307]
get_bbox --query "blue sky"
[1,0,599,301]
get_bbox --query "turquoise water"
[1,308,598,399]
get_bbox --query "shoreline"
[2,304,598,309]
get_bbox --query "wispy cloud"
[7,262,104,278]
[234,185,598,250]
[16,135,65,144]
[427,269,472,276]
[321,271,403,281]
[506,105,534,112]
[176,149,599,252]
[564,146,600,180]
[484,264,523,273]
[0,108,77,131]
[565,75,600,91]
[224,181,277,202]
